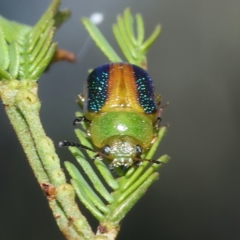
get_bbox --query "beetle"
[59,62,166,170]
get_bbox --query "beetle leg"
[155,93,162,106]
[155,117,162,130]
[157,102,169,118]
[91,153,103,161]
[73,116,91,126]
[134,160,142,167]
[155,102,169,129]
[76,94,85,110]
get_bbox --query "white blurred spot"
[90,12,104,25]
[117,124,128,132]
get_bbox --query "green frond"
[94,159,120,190]
[54,9,71,28]
[141,24,162,53]
[0,25,10,71]
[28,0,60,51]
[65,161,108,220]
[8,41,20,79]
[117,155,169,204]
[113,22,135,63]
[29,20,55,63]
[116,15,138,59]
[136,13,144,46]
[0,0,70,81]
[0,68,11,80]
[123,8,138,47]
[107,172,159,224]
[29,42,58,79]
[0,16,31,44]
[82,18,122,62]
[69,147,114,203]
[113,9,161,69]
[82,8,161,70]
[71,178,105,221]
[66,161,110,212]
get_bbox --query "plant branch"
[0,0,95,238]
[0,80,87,239]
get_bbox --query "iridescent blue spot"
[86,64,109,112]
[132,65,157,114]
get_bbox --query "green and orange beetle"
[59,62,166,170]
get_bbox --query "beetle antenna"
[145,159,162,164]
[133,157,162,165]
[59,140,96,153]
[59,140,112,162]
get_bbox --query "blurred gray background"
[0,0,240,239]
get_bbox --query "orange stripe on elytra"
[101,63,144,112]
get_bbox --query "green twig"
[0,1,95,239]
[0,80,89,239]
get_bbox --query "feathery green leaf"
[29,20,55,63]
[82,18,122,62]
[113,24,133,63]
[123,8,137,46]
[69,147,114,203]
[116,15,137,59]
[65,161,109,214]
[71,179,105,221]
[136,13,144,46]
[8,41,20,79]
[94,159,120,190]
[29,42,57,79]
[0,68,11,80]
[107,172,159,224]
[0,25,9,71]
[141,24,162,52]
[54,9,71,28]
[118,155,169,203]
[28,0,60,53]
[0,16,31,44]
[29,27,55,72]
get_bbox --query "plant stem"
[0,79,94,240]
[95,224,120,240]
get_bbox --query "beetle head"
[102,135,143,169]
